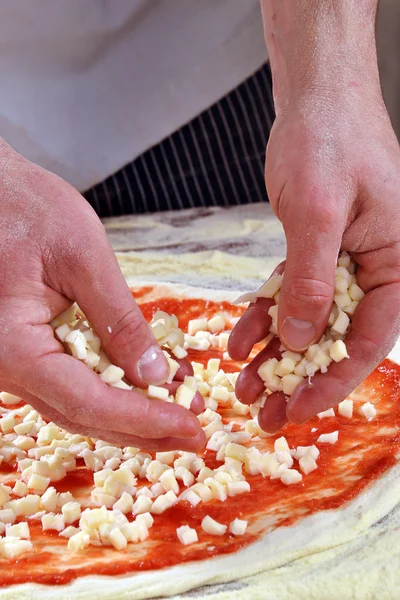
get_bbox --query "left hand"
[228,86,400,432]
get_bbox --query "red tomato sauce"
[0,290,399,587]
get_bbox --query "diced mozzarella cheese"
[201,515,227,536]
[338,399,353,418]
[176,524,198,545]
[317,408,335,419]
[229,518,248,536]
[280,469,302,485]
[360,402,377,421]
[317,431,339,444]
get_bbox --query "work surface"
[103,204,400,600]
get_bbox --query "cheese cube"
[181,489,202,507]
[338,399,353,418]
[175,384,196,410]
[332,310,350,335]
[109,527,127,550]
[360,402,377,421]
[229,518,248,536]
[0,538,32,559]
[176,524,198,545]
[349,283,364,302]
[147,385,169,401]
[281,374,303,396]
[41,513,65,532]
[150,491,178,514]
[67,530,90,552]
[280,469,302,485]
[59,526,80,539]
[225,443,247,462]
[190,483,213,502]
[159,470,179,494]
[201,515,227,536]
[6,522,30,539]
[12,480,28,498]
[62,502,82,524]
[299,455,318,475]
[40,487,59,512]
[275,357,297,377]
[226,481,250,496]
[317,408,335,419]
[188,318,208,336]
[132,495,153,515]
[100,365,124,384]
[330,340,349,362]
[274,437,290,453]
[317,431,339,444]
[0,392,21,405]
[27,473,51,493]
[0,509,16,524]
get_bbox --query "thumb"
[278,199,343,352]
[66,235,169,388]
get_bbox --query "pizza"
[0,275,399,599]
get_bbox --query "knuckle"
[108,309,150,352]
[286,275,333,306]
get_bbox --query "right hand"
[0,140,205,451]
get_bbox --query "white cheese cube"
[61,502,82,524]
[109,527,128,550]
[188,318,208,336]
[147,385,169,401]
[175,384,196,410]
[281,469,302,485]
[67,530,90,552]
[229,518,248,536]
[181,489,202,507]
[281,374,303,396]
[275,357,297,377]
[0,538,32,559]
[257,358,278,383]
[132,495,153,515]
[172,345,188,359]
[0,509,16,524]
[225,442,247,462]
[317,431,339,444]
[176,524,198,545]
[329,340,349,362]
[274,436,290,453]
[226,481,250,496]
[0,392,22,405]
[40,487,59,512]
[331,309,350,335]
[299,455,318,475]
[59,526,80,539]
[201,515,227,536]
[100,365,125,384]
[317,408,335,419]
[349,283,364,302]
[360,402,377,421]
[27,473,51,493]
[6,522,30,539]
[190,483,213,502]
[159,470,179,494]
[260,453,280,478]
[41,513,65,532]
[338,399,353,418]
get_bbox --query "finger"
[258,392,288,433]
[235,338,281,404]
[287,282,400,423]
[228,298,274,361]
[0,385,205,452]
[13,325,202,440]
[228,263,285,362]
[62,231,168,387]
[163,381,205,415]
[278,197,345,352]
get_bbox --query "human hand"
[0,141,205,451]
[229,87,400,432]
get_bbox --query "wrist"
[261,0,380,114]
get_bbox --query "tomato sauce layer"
[0,289,399,587]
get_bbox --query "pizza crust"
[2,261,399,600]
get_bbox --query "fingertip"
[258,392,288,433]
[235,367,265,405]
[190,391,205,415]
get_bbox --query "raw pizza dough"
[1,256,400,600]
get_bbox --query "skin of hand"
[0,140,205,451]
[229,0,400,432]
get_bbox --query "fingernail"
[137,345,169,385]
[281,317,316,351]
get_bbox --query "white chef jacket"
[0,0,267,191]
